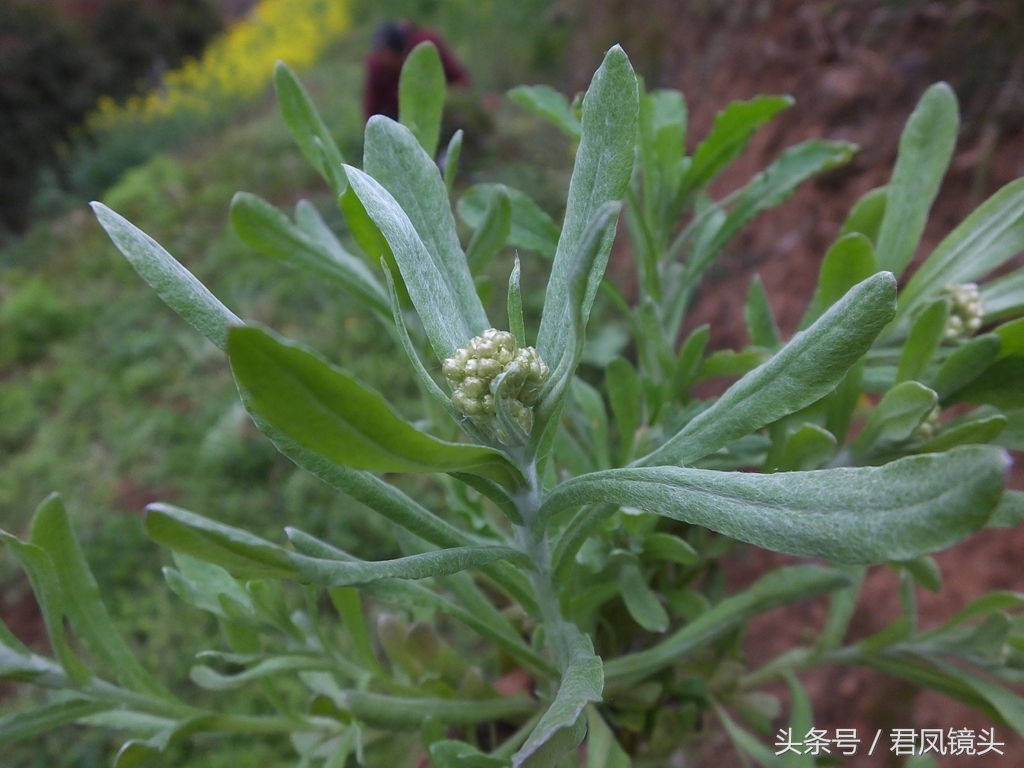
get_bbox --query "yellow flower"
[87,0,350,131]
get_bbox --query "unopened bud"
[443,329,550,444]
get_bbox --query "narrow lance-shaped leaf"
[344,163,476,360]
[443,129,463,194]
[459,184,560,259]
[840,186,887,244]
[0,700,114,749]
[289,529,553,677]
[680,95,792,201]
[273,62,346,194]
[897,177,1024,327]
[849,381,937,459]
[799,233,877,330]
[91,203,241,350]
[0,533,91,684]
[541,446,1007,563]
[687,140,856,282]
[875,83,959,278]
[531,202,622,454]
[508,84,582,139]
[399,42,446,156]
[745,275,781,348]
[29,495,171,699]
[896,299,950,383]
[230,193,390,318]
[512,626,603,767]
[928,333,1001,400]
[640,272,896,468]
[537,45,638,379]
[363,117,488,338]
[144,504,298,581]
[288,545,533,587]
[227,325,523,486]
[605,566,849,689]
[466,184,512,273]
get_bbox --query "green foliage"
[6,39,1024,768]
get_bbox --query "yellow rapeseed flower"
[88,0,350,130]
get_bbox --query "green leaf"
[688,140,856,282]
[144,504,297,580]
[770,423,836,472]
[682,95,792,197]
[641,272,896,467]
[606,358,641,465]
[981,266,1024,321]
[619,561,669,632]
[816,566,866,652]
[444,130,463,194]
[512,627,603,767]
[541,446,1007,563]
[696,348,768,380]
[932,660,1024,736]
[0,533,91,684]
[288,530,553,677]
[839,186,887,244]
[745,275,781,348]
[896,299,950,383]
[190,654,333,691]
[585,705,631,768]
[227,325,521,485]
[671,324,709,401]
[532,202,622,451]
[230,193,389,317]
[344,162,480,360]
[328,588,381,674]
[342,690,535,729]
[896,556,942,592]
[951,355,1024,409]
[994,316,1024,360]
[799,233,877,330]
[536,46,638,384]
[466,185,512,273]
[289,543,532,587]
[398,42,446,156]
[898,177,1024,325]
[928,333,1001,400]
[850,381,937,458]
[91,203,241,350]
[913,414,1006,454]
[508,84,582,139]
[0,699,113,748]
[273,62,346,193]
[638,88,687,228]
[875,83,959,278]
[459,184,560,259]
[430,740,508,768]
[605,566,849,688]
[642,532,698,565]
[986,489,1024,528]
[781,675,814,768]
[717,705,782,768]
[29,495,170,698]
[508,257,526,347]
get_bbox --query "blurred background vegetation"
[2,1,1024,766]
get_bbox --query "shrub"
[4,46,1024,767]
[0,3,103,236]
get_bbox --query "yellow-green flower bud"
[941,283,983,340]
[443,329,550,444]
[913,406,941,441]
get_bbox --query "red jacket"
[363,28,470,121]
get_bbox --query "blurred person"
[363,20,470,122]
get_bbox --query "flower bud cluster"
[942,283,983,340]
[442,329,550,443]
